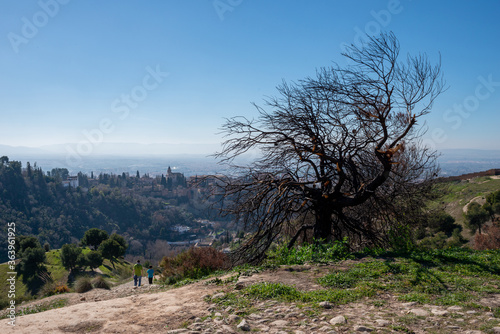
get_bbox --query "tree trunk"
[313,203,333,241]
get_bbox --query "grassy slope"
[211,247,500,333]
[432,176,500,237]
[0,248,133,310]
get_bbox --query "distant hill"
[438,148,500,176]
[2,145,500,177]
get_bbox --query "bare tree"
[212,33,444,264]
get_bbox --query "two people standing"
[133,260,155,287]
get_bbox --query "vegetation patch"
[265,238,352,266]
[318,248,500,307]
[160,247,228,285]
[74,276,93,293]
[92,276,111,290]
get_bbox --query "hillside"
[433,175,500,235]
[3,249,500,333]
[0,249,133,311]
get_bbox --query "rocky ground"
[2,264,500,333]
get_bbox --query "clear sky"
[0,0,499,156]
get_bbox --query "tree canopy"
[81,228,109,250]
[212,33,444,264]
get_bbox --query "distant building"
[166,166,186,188]
[63,176,79,188]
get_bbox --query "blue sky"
[0,0,499,156]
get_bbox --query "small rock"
[354,325,373,332]
[319,301,333,309]
[214,312,222,318]
[402,302,417,307]
[255,319,269,324]
[211,293,225,300]
[225,306,233,313]
[193,317,202,323]
[221,325,235,333]
[375,319,390,326]
[329,315,347,325]
[493,328,500,334]
[228,314,240,323]
[318,326,332,332]
[237,319,251,331]
[431,309,448,316]
[270,320,289,327]
[447,306,463,311]
[294,331,307,334]
[409,308,429,316]
[80,297,86,301]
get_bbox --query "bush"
[92,276,111,290]
[74,277,93,293]
[159,247,227,284]
[474,223,500,250]
[54,285,70,294]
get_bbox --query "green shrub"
[74,277,93,293]
[92,276,111,290]
[266,238,352,265]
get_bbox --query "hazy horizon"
[2,144,500,178]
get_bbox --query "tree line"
[0,156,195,263]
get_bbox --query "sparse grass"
[205,274,240,286]
[99,258,133,283]
[208,246,500,320]
[480,318,500,333]
[318,248,500,308]
[0,298,68,319]
[208,291,257,316]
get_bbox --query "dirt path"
[463,195,486,213]
[3,279,220,333]
[1,265,336,333]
